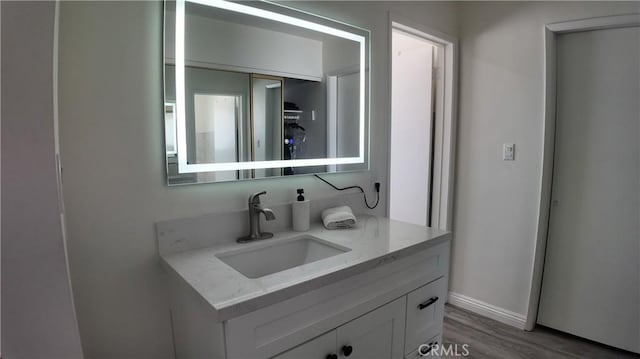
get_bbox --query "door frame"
[326,66,360,174]
[526,13,640,331]
[249,73,284,178]
[387,13,458,231]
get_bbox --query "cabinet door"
[336,297,406,359]
[272,330,337,359]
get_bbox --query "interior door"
[537,26,640,353]
[389,28,435,226]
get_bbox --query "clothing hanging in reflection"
[284,122,306,175]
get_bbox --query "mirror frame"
[172,0,368,174]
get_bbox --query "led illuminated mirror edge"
[174,0,367,174]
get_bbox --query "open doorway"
[389,21,451,228]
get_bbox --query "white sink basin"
[216,235,350,279]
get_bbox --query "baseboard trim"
[448,292,527,330]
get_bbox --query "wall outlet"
[503,143,515,161]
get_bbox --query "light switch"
[503,143,515,161]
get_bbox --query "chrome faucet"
[237,191,276,243]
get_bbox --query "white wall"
[1,2,83,358]
[165,8,323,80]
[452,1,640,321]
[57,1,457,358]
[322,35,360,75]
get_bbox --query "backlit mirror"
[164,0,370,185]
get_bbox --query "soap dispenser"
[292,188,310,231]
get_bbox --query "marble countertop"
[160,215,451,321]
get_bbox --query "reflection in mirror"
[252,76,283,179]
[164,0,369,185]
[193,94,241,181]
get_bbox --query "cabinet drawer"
[404,277,446,353]
[405,335,440,359]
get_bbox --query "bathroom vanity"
[159,215,451,359]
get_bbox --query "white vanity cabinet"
[273,277,447,359]
[165,231,450,359]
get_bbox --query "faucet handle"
[248,190,267,205]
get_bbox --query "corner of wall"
[448,292,527,330]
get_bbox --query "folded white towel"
[321,205,357,229]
